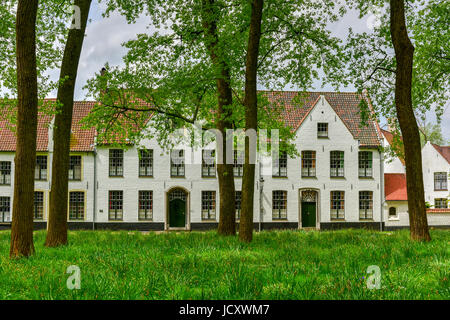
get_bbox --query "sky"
[46,2,450,142]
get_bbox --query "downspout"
[92,147,97,231]
[379,149,384,231]
[259,159,263,232]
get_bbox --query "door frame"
[165,186,190,231]
[298,188,320,229]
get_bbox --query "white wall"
[421,141,449,206]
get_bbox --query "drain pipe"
[379,149,384,232]
[259,160,264,232]
[92,147,97,231]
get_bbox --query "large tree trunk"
[390,0,430,241]
[10,0,39,258]
[201,0,236,236]
[45,0,92,247]
[239,0,264,243]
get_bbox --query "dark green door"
[301,202,316,227]
[169,198,186,228]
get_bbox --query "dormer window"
[317,123,328,138]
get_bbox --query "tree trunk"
[10,0,39,258]
[45,0,92,247]
[390,0,430,241]
[239,0,264,243]
[201,0,236,236]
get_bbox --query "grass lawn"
[0,229,448,300]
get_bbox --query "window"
[358,151,373,178]
[435,198,448,209]
[171,149,185,177]
[69,192,84,220]
[301,151,316,177]
[233,150,244,177]
[235,191,242,220]
[109,149,123,177]
[202,150,216,177]
[139,149,153,177]
[109,191,123,221]
[359,191,373,220]
[34,191,44,220]
[272,190,287,220]
[317,123,328,138]
[330,191,345,219]
[330,151,344,177]
[0,161,11,185]
[434,172,447,190]
[68,156,82,181]
[389,207,397,218]
[0,197,10,222]
[35,156,47,180]
[273,151,287,177]
[202,191,216,220]
[139,191,153,220]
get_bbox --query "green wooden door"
[301,202,316,227]
[169,198,186,228]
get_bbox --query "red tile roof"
[263,91,381,147]
[385,173,408,201]
[426,208,450,214]
[431,143,450,164]
[0,100,97,152]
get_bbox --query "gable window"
[358,151,373,178]
[109,149,123,177]
[35,156,47,180]
[69,191,85,220]
[34,191,44,220]
[434,172,447,190]
[317,123,328,138]
[273,151,287,177]
[233,150,244,177]
[202,150,216,177]
[69,156,82,181]
[109,191,123,221]
[359,191,373,220]
[435,198,448,209]
[0,161,11,185]
[301,151,316,177]
[235,191,242,220]
[0,197,10,222]
[138,191,153,220]
[330,151,344,177]
[272,190,287,220]
[202,191,216,220]
[330,191,345,220]
[139,149,153,177]
[171,149,185,177]
[389,207,397,219]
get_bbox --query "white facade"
[421,141,449,206]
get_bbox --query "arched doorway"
[167,188,188,229]
[299,189,318,228]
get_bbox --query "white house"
[382,129,449,229]
[0,92,447,231]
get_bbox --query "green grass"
[0,229,448,299]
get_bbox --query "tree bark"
[390,0,430,241]
[45,0,92,247]
[10,0,39,258]
[201,0,236,236]
[239,0,263,243]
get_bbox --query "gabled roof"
[381,129,405,165]
[263,91,381,147]
[385,173,408,201]
[70,101,98,152]
[431,143,450,164]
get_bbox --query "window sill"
[272,218,288,221]
[359,219,374,221]
[138,219,153,222]
[359,176,373,179]
[330,218,346,221]
[202,176,217,179]
[69,179,82,182]
[139,175,154,178]
[330,176,345,179]
[171,176,186,178]
[434,189,448,191]
[388,217,400,221]
[109,176,124,178]
[302,176,317,179]
[201,219,217,222]
[272,176,288,179]
[317,136,329,139]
